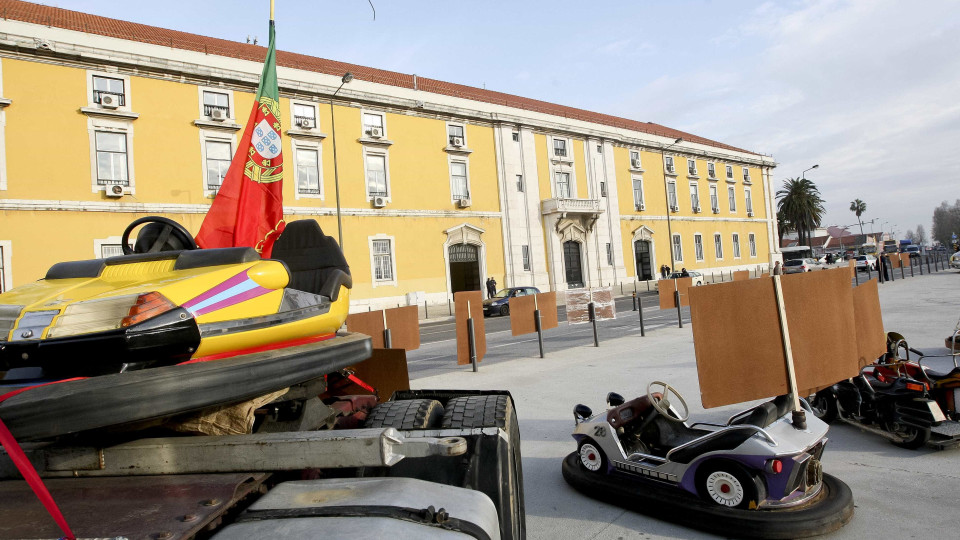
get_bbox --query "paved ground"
[410,269,960,539]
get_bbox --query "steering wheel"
[121,216,198,255]
[646,381,690,423]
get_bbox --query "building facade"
[0,1,778,310]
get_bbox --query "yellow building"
[0,1,778,309]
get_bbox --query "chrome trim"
[665,425,778,461]
[199,302,331,337]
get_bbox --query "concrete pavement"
[410,269,960,539]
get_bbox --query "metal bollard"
[448,299,452,316]
[637,294,646,337]
[910,257,915,277]
[534,309,544,358]
[588,302,599,347]
[467,317,478,372]
[383,328,393,349]
[632,292,637,311]
[674,290,683,329]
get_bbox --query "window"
[293,103,317,129]
[728,185,737,212]
[733,233,742,258]
[745,188,753,214]
[725,164,734,180]
[687,159,697,176]
[667,181,678,210]
[742,167,751,182]
[363,112,384,136]
[632,177,645,210]
[450,160,469,199]
[630,150,642,169]
[202,90,230,118]
[672,234,683,261]
[371,238,394,282]
[606,243,613,266]
[365,153,388,197]
[205,140,232,190]
[296,147,321,195]
[555,171,571,198]
[95,131,129,186]
[665,156,675,174]
[553,138,567,158]
[599,181,607,197]
[694,234,704,261]
[517,174,524,192]
[448,124,465,146]
[92,76,125,106]
[522,245,530,271]
[749,233,757,257]
[690,183,700,211]
[100,244,125,258]
[710,184,719,213]
[512,132,520,142]
[707,162,716,179]
[714,233,723,259]
[0,244,6,293]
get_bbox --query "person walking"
[773,261,783,276]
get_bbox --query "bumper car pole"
[772,275,806,430]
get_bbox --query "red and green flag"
[196,16,285,257]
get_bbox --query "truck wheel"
[808,391,839,424]
[892,426,931,449]
[695,460,765,509]
[442,394,525,540]
[364,399,444,430]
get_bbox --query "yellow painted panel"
[534,134,551,198]
[573,139,588,197]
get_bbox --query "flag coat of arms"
[196,18,285,257]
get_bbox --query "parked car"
[783,258,819,274]
[904,246,922,258]
[950,251,960,270]
[854,255,877,271]
[483,286,540,316]
[656,271,704,288]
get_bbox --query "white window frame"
[86,70,133,112]
[362,110,386,138]
[728,185,737,213]
[667,180,678,211]
[745,187,753,215]
[664,155,676,174]
[516,174,524,192]
[725,164,734,181]
[0,240,11,292]
[749,233,757,257]
[694,233,704,261]
[629,150,643,171]
[732,233,742,259]
[199,129,237,197]
[707,162,716,179]
[689,182,700,211]
[632,176,645,210]
[198,86,235,121]
[290,101,319,131]
[369,234,398,288]
[709,184,719,213]
[742,166,751,183]
[687,158,698,177]
[363,149,391,201]
[292,138,323,199]
[93,236,133,259]
[554,169,573,198]
[606,243,614,266]
[446,122,467,147]
[449,158,470,201]
[550,136,573,162]
[87,116,135,193]
[714,233,724,260]
[672,234,683,262]
[522,245,530,271]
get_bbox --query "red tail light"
[765,459,783,474]
[905,381,926,392]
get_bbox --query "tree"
[932,200,960,248]
[777,178,825,248]
[849,198,867,237]
[776,209,793,246]
[915,224,927,247]
[904,229,916,243]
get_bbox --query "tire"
[442,394,525,540]
[696,460,765,509]
[363,399,444,430]
[578,439,606,473]
[808,391,839,424]
[500,304,510,317]
[892,426,931,450]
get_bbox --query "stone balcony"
[541,197,604,216]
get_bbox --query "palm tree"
[849,199,866,237]
[776,209,793,247]
[776,178,825,247]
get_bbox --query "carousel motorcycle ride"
[882,331,960,422]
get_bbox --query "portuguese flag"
[196,16,285,258]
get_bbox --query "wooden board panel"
[852,279,886,368]
[509,292,559,336]
[888,254,901,268]
[345,311,385,349]
[848,259,855,278]
[347,348,411,399]
[733,270,750,281]
[384,305,420,351]
[658,279,677,310]
[455,291,486,365]
[536,292,559,330]
[675,277,694,306]
[899,253,911,267]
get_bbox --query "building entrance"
[634,240,653,280]
[563,241,584,289]
[449,243,481,294]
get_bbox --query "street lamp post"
[330,72,354,249]
[801,164,819,180]
[660,137,683,272]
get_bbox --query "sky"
[45,0,960,241]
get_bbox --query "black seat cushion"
[270,220,352,300]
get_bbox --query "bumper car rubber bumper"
[561,452,854,539]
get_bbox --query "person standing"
[486,277,497,298]
[773,261,783,275]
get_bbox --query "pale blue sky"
[46,0,960,240]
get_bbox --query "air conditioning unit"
[296,117,313,128]
[372,196,387,208]
[368,127,383,138]
[666,165,675,174]
[712,207,720,214]
[636,203,645,211]
[210,109,228,121]
[670,205,679,212]
[105,184,126,198]
[100,94,120,109]
[457,198,471,208]
[631,159,642,168]
[747,210,754,217]
[694,206,702,213]
[450,137,464,147]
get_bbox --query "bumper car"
[563,381,853,538]
[0,217,372,440]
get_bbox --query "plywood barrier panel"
[852,279,886,368]
[848,259,855,278]
[689,277,788,408]
[536,292,559,330]
[509,294,538,336]
[899,253,911,267]
[345,311,385,349]
[591,287,616,321]
[781,268,860,397]
[565,289,591,324]
[384,305,420,351]
[733,271,750,281]
[658,280,677,310]
[348,348,410,399]
[455,291,486,365]
[888,254,901,268]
